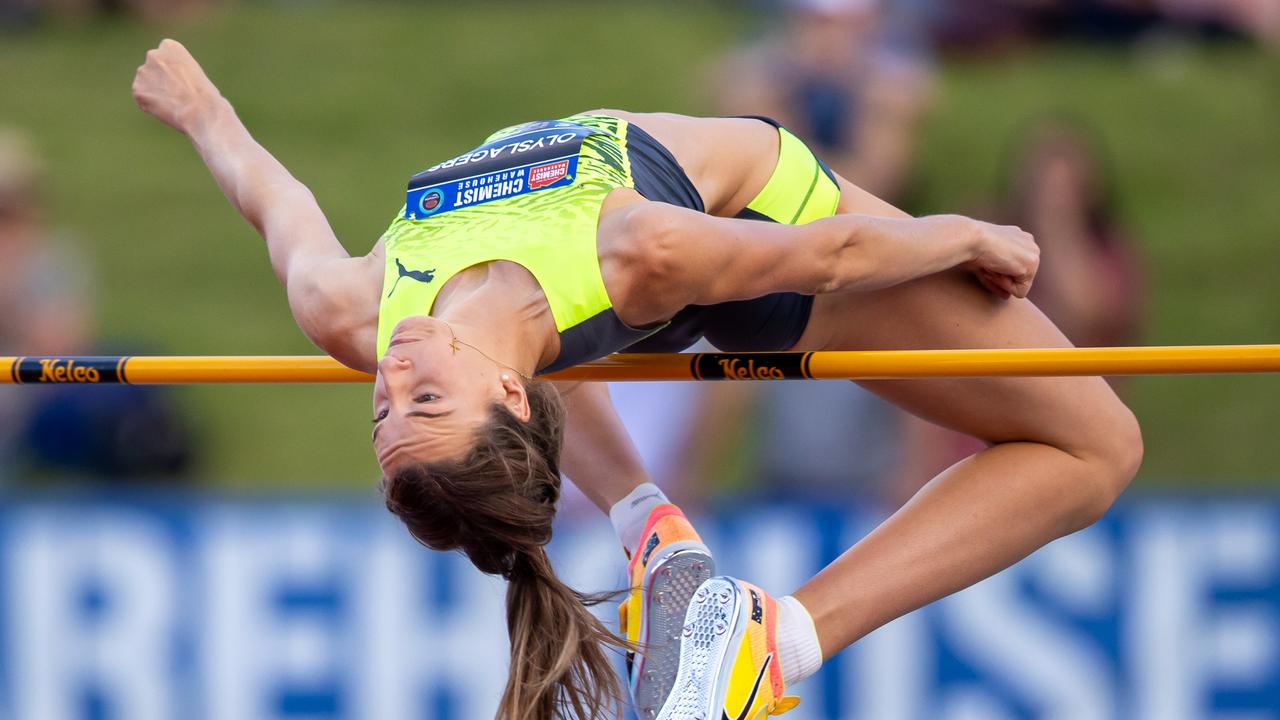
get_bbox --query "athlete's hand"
[964,220,1039,299]
[132,39,222,135]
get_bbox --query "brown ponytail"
[381,380,626,720]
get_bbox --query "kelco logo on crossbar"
[37,358,101,383]
[717,358,786,380]
[9,357,124,384]
[690,352,814,381]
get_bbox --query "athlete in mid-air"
[133,39,1141,720]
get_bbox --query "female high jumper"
[132,39,1141,720]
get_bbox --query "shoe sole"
[655,577,745,720]
[632,543,715,719]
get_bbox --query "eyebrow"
[372,409,455,442]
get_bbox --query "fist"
[132,39,219,134]
[965,220,1040,299]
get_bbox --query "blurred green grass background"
[2,2,1278,488]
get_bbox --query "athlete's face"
[371,315,529,472]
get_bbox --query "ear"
[498,374,531,422]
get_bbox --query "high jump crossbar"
[3,345,1280,384]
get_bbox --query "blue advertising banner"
[0,498,1276,719]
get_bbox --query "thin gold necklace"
[441,318,533,382]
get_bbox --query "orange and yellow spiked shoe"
[619,505,716,718]
[656,577,800,720]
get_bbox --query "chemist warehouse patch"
[404,121,597,220]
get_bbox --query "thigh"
[794,269,1128,452]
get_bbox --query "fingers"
[977,269,1012,299]
[147,38,191,63]
[965,219,1040,300]
[159,38,189,54]
[977,275,1009,299]
[1012,275,1033,298]
[975,268,1035,300]
[984,223,1039,298]
[136,39,196,82]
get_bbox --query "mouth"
[387,335,422,349]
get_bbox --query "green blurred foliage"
[1,2,1278,487]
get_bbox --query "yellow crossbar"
[3,345,1280,384]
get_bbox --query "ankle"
[609,483,670,555]
[776,595,823,687]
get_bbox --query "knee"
[1071,401,1143,529]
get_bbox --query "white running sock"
[609,483,670,555]
[776,595,823,687]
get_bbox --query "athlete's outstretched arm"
[602,194,1037,325]
[132,39,378,370]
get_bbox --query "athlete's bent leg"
[791,269,1142,658]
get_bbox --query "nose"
[378,353,412,388]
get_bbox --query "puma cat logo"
[386,258,436,298]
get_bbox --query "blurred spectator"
[714,0,935,203]
[935,0,1162,50]
[1005,116,1146,348]
[0,0,39,30]
[891,115,1148,504]
[677,0,931,511]
[0,128,195,486]
[935,0,1280,51]
[1158,0,1280,44]
[0,130,92,358]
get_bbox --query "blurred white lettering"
[5,511,174,720]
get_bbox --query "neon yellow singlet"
[376,114,654,373]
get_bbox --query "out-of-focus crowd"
[2,0,1276,44]
[1,0,226,493]
[0,132,194,489]
[933,0,1279,48]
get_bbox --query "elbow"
[810,217,872,294]
[616,203,683,295]
[285,273,348,351]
